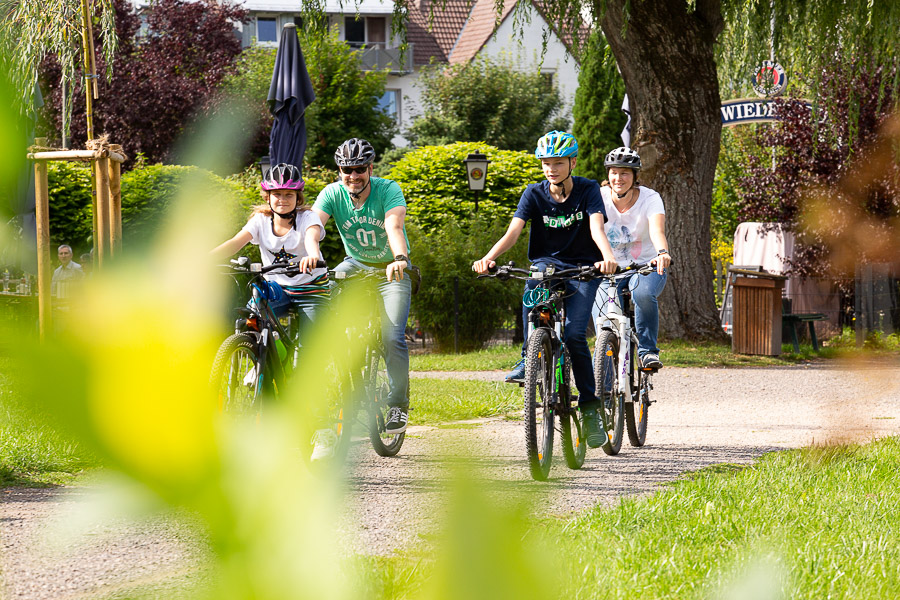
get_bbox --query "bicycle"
[325,266,410,459]
[209,258,406,464]
[593,263,664,448]
[481,263,607,481]
[210,256,311,420]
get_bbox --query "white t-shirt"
[241,211,326,287]
[601,185,666,266]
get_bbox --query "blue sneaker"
[505,358,526,383]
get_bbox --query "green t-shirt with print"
[313,177,411,263]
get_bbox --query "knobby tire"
[594,329,624,455]
[524,328,555,481]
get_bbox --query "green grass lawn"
[361,437,900,599]
[411,339,842,371]
[0,357,93,485]
[408,378,520,425]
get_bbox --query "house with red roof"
[234,0,586,146]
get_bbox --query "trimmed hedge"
[387,142,543,350]
[389,142,542,234]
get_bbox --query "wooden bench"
[782,313,827,352]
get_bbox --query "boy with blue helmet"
[473,131,617,449]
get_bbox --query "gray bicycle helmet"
[334,138,376,167]
[604,147,642,171]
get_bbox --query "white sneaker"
[242,365,258,389]
[311,429,338,461]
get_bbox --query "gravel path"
[3,362,900,597]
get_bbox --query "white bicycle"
[593,264,662,449]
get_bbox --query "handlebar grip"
[315,259,327,269]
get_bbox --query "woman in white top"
[592,147,672,369]
[212,163,328,329]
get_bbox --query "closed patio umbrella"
[266,23,316,172]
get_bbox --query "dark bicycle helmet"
[260,163,305,191]
[604,147,642,170]
[334,138,376,167]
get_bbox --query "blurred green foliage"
[390,142,542,233]
[572,30,627,182]
[406,54,566,151]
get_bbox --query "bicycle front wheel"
[594,329,624,456]
[367,348,405,457]
[210,332,264,418]
[524,328,555,481]
[626,364,651,447]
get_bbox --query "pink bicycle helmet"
[260,163,305,192]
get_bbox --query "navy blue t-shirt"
[513,176,607,266]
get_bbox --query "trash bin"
[730,268,787,356]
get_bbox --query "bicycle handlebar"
[222,258,328,276]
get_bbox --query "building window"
[367,16,386,44]
[344,16,365,47]
[378,90,400,121]
[257,17,277,43]
[293,15,304,29]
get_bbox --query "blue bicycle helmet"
[535,131,578,159]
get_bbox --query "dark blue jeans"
[521,264,601,407]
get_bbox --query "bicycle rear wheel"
[210,332,264,418]
[524,328,555,481]
[626,365,651,447]
[367,348,405,457]
[594,330,624,455]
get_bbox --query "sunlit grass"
[366,437,900,599]
[410,344,521,371]
[409,379,519,425]
[410,339,851,371]
[0,356,94,485]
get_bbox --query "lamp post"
[464,151,490,212]
[259,155,272,179]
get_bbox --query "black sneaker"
[384,406,408,434]
[641,353,663,369]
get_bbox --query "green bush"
[46,161,94,255]
[405,54,565,151]
[389,142,543,234]
[409,219,528,352]
[219,27,396,169]
[120,164,248,249]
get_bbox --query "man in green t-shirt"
[312,138,412,436]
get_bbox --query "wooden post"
[34,159,52,339]
[95,156,111,266]
[108,158,122,255]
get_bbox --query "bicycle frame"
[595,281,640,404]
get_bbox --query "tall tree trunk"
[599,0,726,340]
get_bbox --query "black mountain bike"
[210,258,405,464]
[481,263,606,481]
[210,257,312,420]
